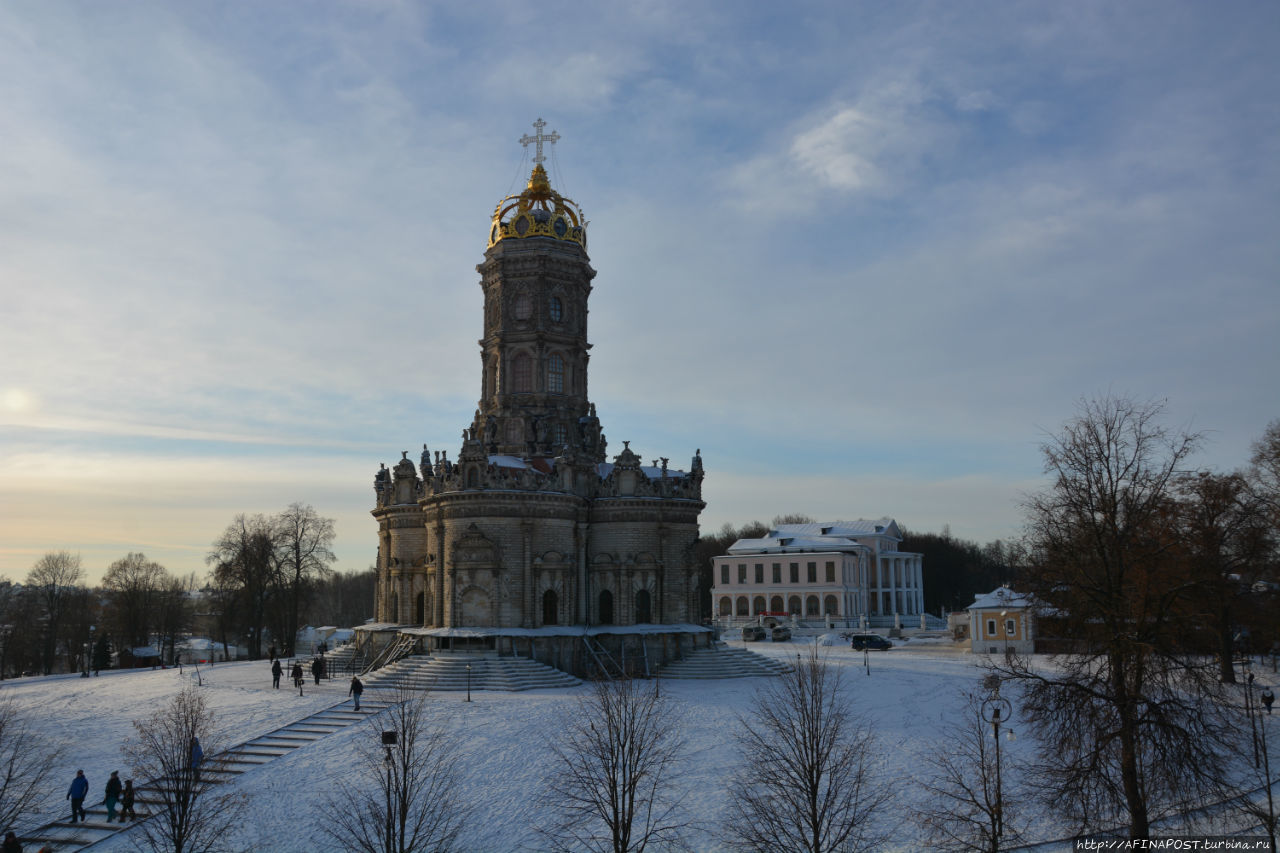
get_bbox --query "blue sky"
[2,1,1277,584]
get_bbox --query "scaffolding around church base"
[353,622,713,681]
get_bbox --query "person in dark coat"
[66,769,88,823]
[291,662,304,690]
[349,675,364,712]
[1263,687,1275,715]
[3,830,22,852]
[104,771,122,822]
[271,658,282,689]
[190,737,204,772]
[118,779,136,822]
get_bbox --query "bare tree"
[125,686,243,853]
[0,695,64,836]
[1175,471,1272,682]
[103,552,170,650]
[919,691,1021,852]
[1007,395,1237,838]
[727,646,892,853]
[207,514,277,658]
[25,550,84,674]
[272,503,336,654]
[539,677,692,853]
[322,686,469,853]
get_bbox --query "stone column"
[521,521,533,628]
[576,522,588,624]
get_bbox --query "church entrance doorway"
[635,589,652,624]
[415,592,425,625]
[598,590,614,624]
[543,589,559,626]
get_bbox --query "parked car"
[742,625,767,642]
[771,626,792,642]
[849,633,893,651]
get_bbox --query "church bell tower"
[474,119,601,461]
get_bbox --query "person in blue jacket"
[190,736,204,780]
[66,769,88,823]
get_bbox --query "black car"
[849,633,892,651]
[770,626,792,642]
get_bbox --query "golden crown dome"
[488,164,587,249]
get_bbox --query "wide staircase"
[364,653,581,692]
[656,643,791,679]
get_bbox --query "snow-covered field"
[3,637,1263,852]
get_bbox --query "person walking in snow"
[349,675,364,712]
[118,780,136,822]
[66,769,88,823]
[189,736,204,782]
[310,656,322,685]
[271,658,282,689]
[104,771,122,822]
[1264,687,1275,715]
[3,830,22,852]
[291,661,304,690]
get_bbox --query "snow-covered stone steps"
[365,653,581,692]
[17,699,394,850]
[655,646,791,679]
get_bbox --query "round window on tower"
[549,296,563,323]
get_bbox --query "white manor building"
[712,519,925,628]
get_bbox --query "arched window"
[599,590,614,624]
[736,596,749,617]
[552,423,568,447]
[787,595,801,616]
[806,595,820,616]
[770,595,784,612]
[753,596,766,615]
[824,595,839,616]
[548,353,565,393]
[542,589,559,626]
[635,589,652,624]
[512,352,532,393]
[718,598,732,617]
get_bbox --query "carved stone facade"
[371,161,705,632]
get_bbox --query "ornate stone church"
[365,122,706,669]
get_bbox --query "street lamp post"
[1258,693,1275,853]
[466,663,471,702]
[82,625,94,678]
[1246,660,1262,769]
[381,730,397,853]
[981,675,1012,849]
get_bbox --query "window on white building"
[738,564,747,584]
[772,564,781,584]
[789,563,799,583]
[720,564,729,585]
[825,561,835,583]
[1005,619,1016,636]
[754,564,764,584]
[986,619,997,637]
[807,562,817,583]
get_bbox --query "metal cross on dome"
[519,118,560,165]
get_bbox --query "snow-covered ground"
[1,638,1270,851]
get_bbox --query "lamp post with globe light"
[981,675,1012,844]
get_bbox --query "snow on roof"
[595,462,689,481]
[401,623,710,638]
[968,587,1034,611]
[726,535,866,554]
